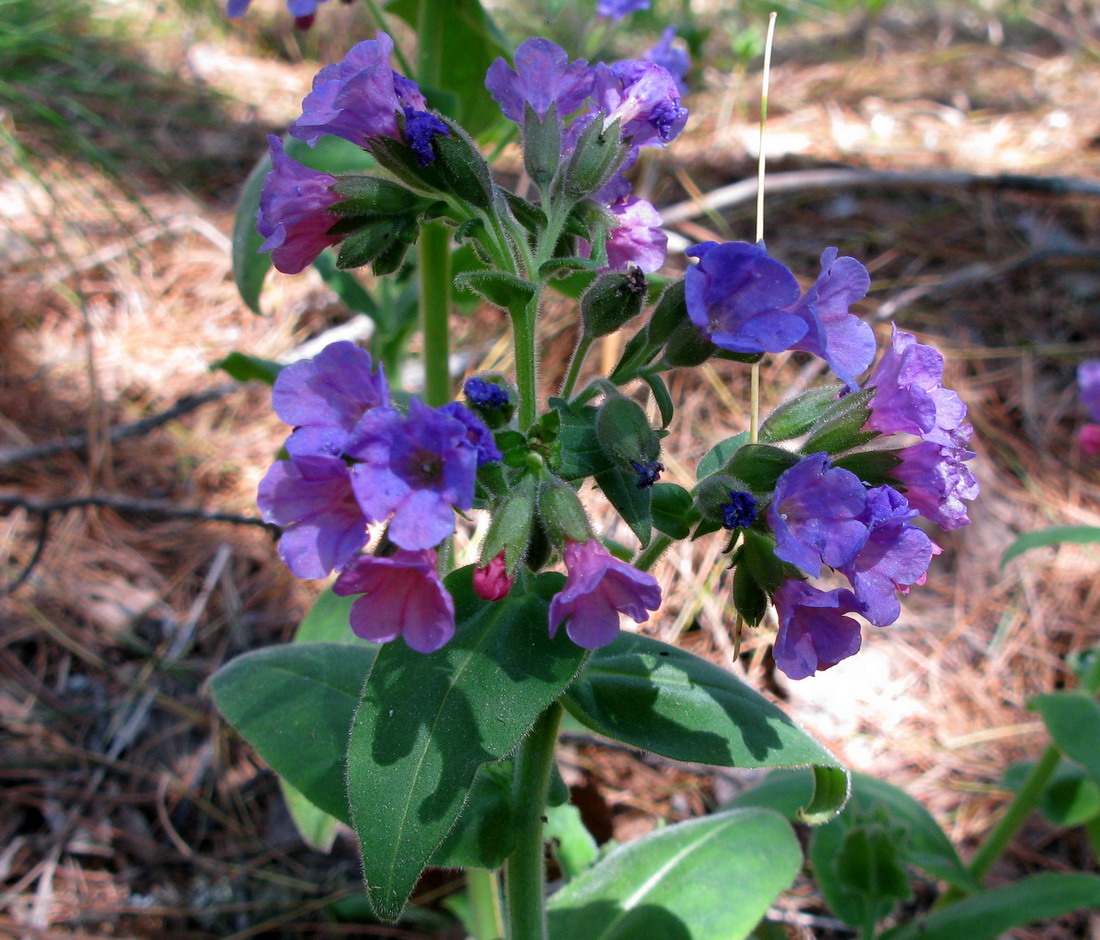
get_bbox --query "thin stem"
[505,702,564,940]
[634,533,672,573]
[360,0,413,77]
[750,362,760,443]
[419,221,452,407]
[467,869,504,940]
[755,12,777,245]
[512,293,540,430]
[559,334,594,400]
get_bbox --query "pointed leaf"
[346,567,587,920]
[546,802,599,882]
[650,483,699,540]
[641,371,675,428]
[232,150,272,314]
[454,270,537,313]
[564,633,844,773]
[280,778,339,852]
[211,351,283,385]
[428,762,516,869]
[881,873,1100,940]
[1030,692,1100,784]
[697,432,749,480]
[210,642,378,823]
[1002,525,1100,567]
[547,808,801,940]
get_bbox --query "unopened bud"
[538,475,592,544]
[481,474,538,571]
[473,551,514,601]
[557,117,628,200]
[581,268,647,338]
[595,394,660,470]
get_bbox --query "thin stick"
[755,12,778,246]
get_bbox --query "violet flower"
[605,196,667,272]
[597,0,650,21]
[767,453,869,577]
[893,438,979,530]
[257,455,370,579]
[772,580,863,680]
[438,402,503,466]
[684,241,806,354]
[786,248,875,390]
[289,33,448,161]
[1077,360,1100,422]
[643,26,690,95]
[228,0,328,20]
[256,136,343,275]
[347,399,479,551]
[485,38,594,124]
[864,326,969,446]
[272,342,389,458]
[549,539,662,648]
[334,549,455,652]
[838,486,938,626]
[591,60,688,148]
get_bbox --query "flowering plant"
[203,11,1048,940]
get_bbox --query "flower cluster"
[1077,360,1100,456]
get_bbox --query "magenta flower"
[256,137,343,275]
[472,551,514,602]
[685,241,806,354]
[289,33,447,162]
[334,549,455,652]
[273,342,389,458]
[767,453,869,577]
[347,399,479,551]
[549,539,662,648]
[597,0,650,21]
[643,26,690,95]
[257,455,370,579]
[786,248,875,390]
[838,486,938,626]
[772,580,863,680]
[605,197,667,272]
[893,438,979,530]
[485,38,594,124]
[864,326,969,446]
[591,60,688,148]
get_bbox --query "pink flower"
[473,552,514,602]
[549,540,661,648]
[333,549,455,653]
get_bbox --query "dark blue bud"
[464,377,511,410]
[631,459,664,488]
[722,490,758,530]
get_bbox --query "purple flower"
[722,491,758,530]
[643,26,690,95]
[597,0,650,21]
[485,38,594,124]
[1078,360,1100,423]
[864,326,969,446]
[549,539,662,648]
[786,248,875,390]
[438,402,502,466]
[257,455,370,579]
[464,377,510,410]
[334,549,455,652]
[289,33,447,160]
[228,0,328,19]
[772,580,863,680]
[256,136,343,275]
[893,438,979,530]
[605,197,667,272]
[272,342,389,458]
[347,399,478,551]
[591,60,688,148]
[684,241,807,354]
[838,486,938,626]
[768,453,869,577]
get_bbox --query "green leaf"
[758,385,845,443]
[387,0,509,137]
[280,778,339,852]
[800,764,853,826]
[881,873,1100,940]
[454,270,537,313]
[429,761,516,869]
[651,483,700,540]
[640,371,675,428]
[727,444,801,491]
[564,633,844,774]
[547,808,801,940]
[346,567,587,920]
[697,432,749,480]
[1030,692,1100,783]
[312,252,380,318]
[232,149,273,314]
[1005,759,1100,828]
[546,802,599,882]
[295,588,356,644]
[1001,525,1100,567]
[832,450,902,486]
[211,351,283,385]
[210,642,378,824]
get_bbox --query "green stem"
[512,293,540,430]
[467,868,504,940]
[634,533,672,573]
[360,0,413,76]
[418,221,452,407]
[505,702,563,940]
[559,334,594,400]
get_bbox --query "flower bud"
[473,551,514,601]
[523,102,562,191]
[595,393,660,471]
[329,175,427,217]
[336,216,418,271]
[581,268,648,338]
[481,474,538,571]
[430,116,495,211]
[557,116,629,200]
[643,277,688,349]
[538,475,592,544]
[463,376,515,429]
[660,317,717,368]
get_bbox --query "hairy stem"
[467,868,504,940]
[559,334,594,401]
[419,221,452,407]
[505,702,563,940]
[634,533,672,573]
[512,293,540,430]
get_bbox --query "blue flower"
[596,0,650,22]
[485,38,594,124]
[772,580,863,679]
